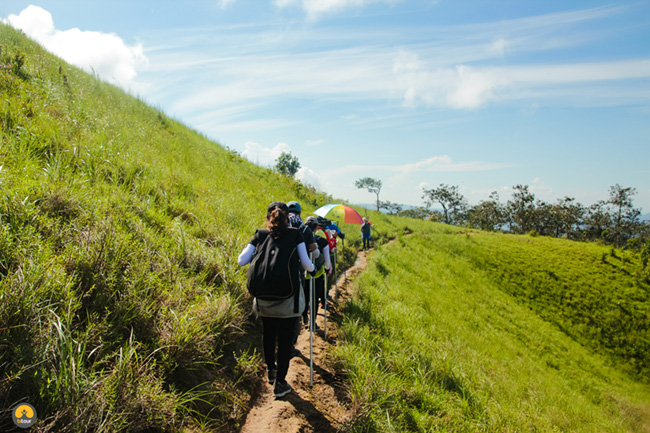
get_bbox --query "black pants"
[261,316,299,383]
[314,275,326,306]
[301,273,311,323]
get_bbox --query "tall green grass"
[335,223,650,432]
[6,20,649,433]
[0,23,350,432]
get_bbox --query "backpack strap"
[294,280,300,314]
[288,229,301,314]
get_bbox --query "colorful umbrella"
[313,204,364,225]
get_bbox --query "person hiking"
[287,201,319,327]
[238,201,316,398]
[361,217,373,251]
[304,216,332,329]
[326,228,338,289]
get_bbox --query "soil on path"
[239,249,369,433]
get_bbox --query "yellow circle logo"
[12,403,37,429]
[14,405,34,418]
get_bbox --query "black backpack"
[246,229,300,305]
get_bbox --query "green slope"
[4,21,650,433]
[0,23,363,432]
[335,223,650,432]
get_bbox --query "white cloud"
[392,50,505,109]
[305,139,325,147]
[295,166,322,188]
[488,38,510,57]
[159,7,649,124]
[505,60,650,84]
[218,0,237,8]
[392,52,650,110]
[275,0,398,20]
[327,155,512,177]
[5,6,147,88]
[391,49,434,106]
[241,141,291,167]
[446,65,501,109]
[529,177,554,200]
[239,141,321,186]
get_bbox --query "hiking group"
[237,200,346,398]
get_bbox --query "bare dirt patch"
[239,250,369,433]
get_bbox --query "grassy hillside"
[0,23,372,432]
[335,222,650,432]
[4,21,650,433]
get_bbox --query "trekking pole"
[309,253,315,387]
[324,269,328,341]
[332,249,338,299]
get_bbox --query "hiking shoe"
[267,368,277,385]
[273,381,292,398]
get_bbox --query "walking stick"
[309,252,315,387]
[333,249,338,299]
[324,269,328,341]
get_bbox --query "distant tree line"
[380,183,649,251]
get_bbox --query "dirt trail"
[239,250,369,433]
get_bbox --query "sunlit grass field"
[335,225,650,432]
[4,21,650,433]
[0,23,365,432]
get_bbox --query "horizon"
[2,1,649,211]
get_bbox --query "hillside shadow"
[281,391,338,433]
[296,350,351,409]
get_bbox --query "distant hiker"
[304,216,332,328]
[361,217,373,250]
[287,200,319,327]
[238,201,316,398]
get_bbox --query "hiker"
[304,216,332,328]
[316,219,338,291]
[325,222,343,285]
[361,217,373,250]
[287,201,319,326]
[238,201,316,398]
[325,221,345,240]
[326,229,338,288]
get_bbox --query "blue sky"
[3,1,650,210]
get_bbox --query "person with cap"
[287,201,319,326]
[287,201,319,258]
[238,201,316,398]
[304,216,332,329]
[326,228,338,290]
[361,217,373,251]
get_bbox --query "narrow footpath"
[239,249,369,433]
